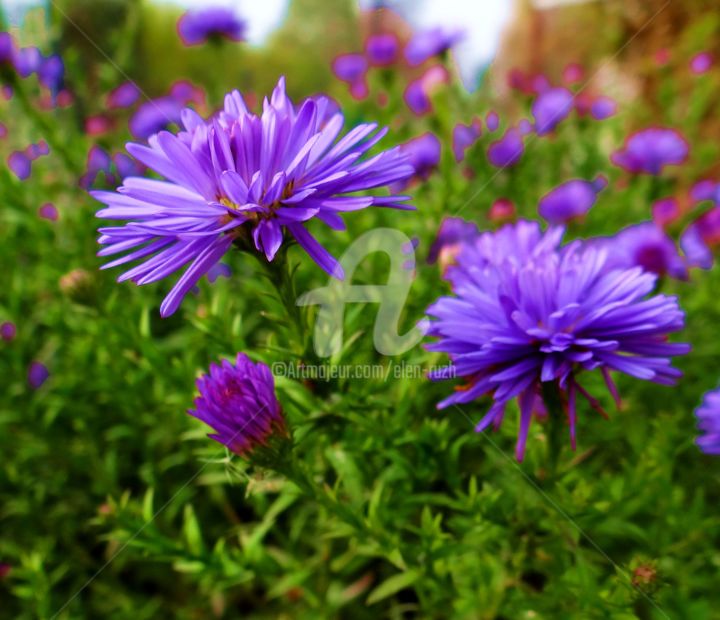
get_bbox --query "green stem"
[541,381,565,480]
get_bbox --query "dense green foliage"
[1,2,720,619]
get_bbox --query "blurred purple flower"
[427,220,689,460]
[39,202,58,221]
[177,7,246,46]
[0,122,6,139]
[396,132,441,187]
[332,53,367,83]
[538,176,607,224]
[365,33,399,67]
[37,55,64,93]
[1,321,16,341]
[26,140,49,160]
[405,26,464,66]
[170,80,205,106]
[690,180,718,203]
[532,87,574,135]
[8,152,31,180]
[690,52,713,75]
[129,97,185,139]
[113,152,145,179]
[452,119,482,163]
[85,115,114,136]
[611,128,689,175]
[487,128,524,168]
[404,79,430,115]
[680,207,720,269]
[590,96,618,120]
[13,46,41,77]
[652,197,681,229]
[0,32,14,64]
[93,78,413,316]
[603,221,688,280]
[79,145,113,189]
[28,361,49,389]
[486,111,499,132]
[694,386,720,455]
[427,217,478,265]
[107,81,141,109]
[562,62,584,85]
[207,262,232,283]
[188,353,285,456]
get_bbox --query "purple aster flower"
[365,33,399,67]
[0,32,14,64]
[332,53,367,84]
[690,52,712,75]
[177,7,246,46]
[680,207,720,269]
[1,321,16,341]
[426,220,689,460]
[602,221,688,280]
[452,119,482,163]
[37,54,64,93]
[532,87,574,135]
[188,353,286,457]
[690,180,718,203]
[487,128,524,168]
[39,202,58,221]
[538,176,607,224]
[8,151,31,180]
[395,132,441,188]
[405,26,464,66]
[694,387,720,455]
[93,78,413,317]
[486,111,500,132]
[13,46,41,77]
[107,81,141,109]
[427,217,479,265]
[611,128,689,175]
[28,361,49,389]
[128,97,185,140]
[590,96,618,120]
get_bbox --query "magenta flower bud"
[562,62,584,85]
[1,321,16,341]
[189,354,286,457]
[38,202,58,221]
[489,198,516,223]
[652,197,681,229]
[690,52,712,75]
[487,128,524,168]
[177,7,246,46]
[486,111,499,132]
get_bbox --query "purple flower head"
[170,80,205,106]
[39,202,58,221]
[79,145,113,189]
[129,97,185,140]
[13,46,41,77]
[680,207,720,269]
[8,151,31,180]
[0,32,14,64]
[1,321,16,341]
[28,361,49,389]
[397,132,441,186]
[404,78,431,115]
[690,179,718,203]
[690,52,712,75]
[177,7,246,46]
[602,221,688,280]
[532,87,574,135]
[188,353,286,457]
[26,140,49,160]
[486,111,499,132]
[562,63,584,85]
[452,119,482,163]
[93,78,413,317]
[365,33,399,67]
[611,128,689,175]
[694,387,720,455]
[487,128,524,168]
[427,217,479,265]
[590,96,618,120]
[538,176,607,225]
[405,26,464,66]
[107,82,141,109]
[332,53,367,84]
[652,197,681,229]
[426,220,689,460]
[37,55,64,93]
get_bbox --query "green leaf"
[366,570,420,605]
